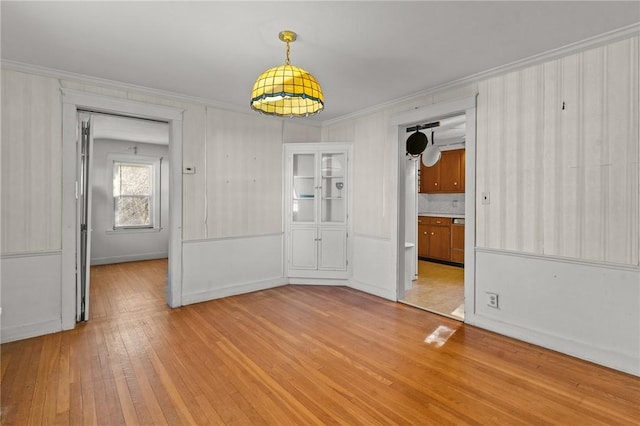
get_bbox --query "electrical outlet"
[486,292,499,309]
[482,192,490,205]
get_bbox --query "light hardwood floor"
[2,259,639,424]
[402,261,465,320]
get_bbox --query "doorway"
[403,114,466,320]
[79,112,171,321]
[392,96,477,324]
[61,89,184,330]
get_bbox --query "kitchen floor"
[401,260,464,320]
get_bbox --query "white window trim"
[107,153,162,232]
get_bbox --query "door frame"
[77,113,94,321]
[61,89,184,329]
[391,96,478,322]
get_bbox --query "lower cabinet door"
[428,225,451,261]
[290,227,318,270]
[319,228,347,270]
[418,224,429,257]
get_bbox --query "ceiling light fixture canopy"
[250,30,324,117]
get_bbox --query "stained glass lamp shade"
[250,31,324,117]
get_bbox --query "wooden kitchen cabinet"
[440,149,465,192]
[427,218,451,261]
[419,149,465,194]
[417,216,451,261]
[417,217,429,258]
[419,159,440,193]
[451,223,465,264]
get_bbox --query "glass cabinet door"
[320,152,346,223]
[292,153,316,222]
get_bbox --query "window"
[112,157,161,230]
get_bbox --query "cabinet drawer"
[426,217,450,226]
[418,216,451,225]
[418,216,450,225]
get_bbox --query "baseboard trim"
[349,279,396,302]
[181,277,288,305]
[472,314,639,377]
[91,252,168,265]
[288,278,349,286]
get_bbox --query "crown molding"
[2,22,638,129]
[0,59,324,127]
[0,59,263,118]
[322,22,640,127]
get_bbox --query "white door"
[319,228,347,270]
[290,227,318,270]
[77,113,94,321]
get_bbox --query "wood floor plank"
[2,259,639,425]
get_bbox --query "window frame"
[108,154,161,232]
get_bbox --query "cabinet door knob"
[423,232,427,235]
[454,182,457,186]
[434,182,438,186]
[431,232,435,236]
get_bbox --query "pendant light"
[250,30,324,117]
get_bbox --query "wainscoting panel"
[182,233,286,304]
[0,252,63,342]
[473,249,640,376]
[349,235,396,301]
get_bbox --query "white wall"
[323,34,640,375]
[469,35,640,375]
[182,234,285,304]
[1,70,61,253]
[1,30,638,376]
[0,252,62,341]
[90,139,169,265]
[474,249,640,374]
[476,37,639,265]
[0,68,321,342]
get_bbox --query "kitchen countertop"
[418,213,465,219]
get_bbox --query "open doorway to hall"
[79,112,170,321]
[400,113,467,321]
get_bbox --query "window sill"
[106,228,162,235]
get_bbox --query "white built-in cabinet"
[285,143,352,279]
[476,36,639,265]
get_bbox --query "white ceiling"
[2,1,639,123]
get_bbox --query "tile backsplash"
[418,193,465,215]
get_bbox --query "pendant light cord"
[285,41,291,65]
